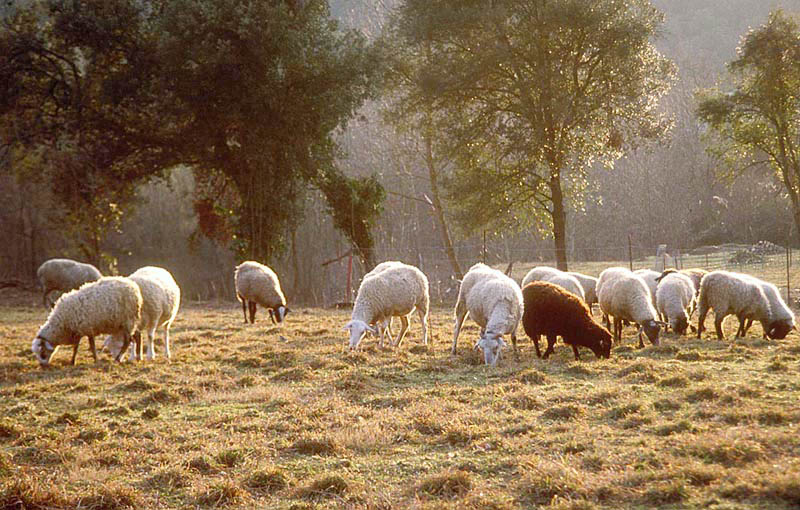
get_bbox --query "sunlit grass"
[1,292,799,509]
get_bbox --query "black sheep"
[522,281,612,360]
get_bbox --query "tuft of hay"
[416,469,472,498]
[540,405,583,421]
[195,480,247,508]
[187,455,219,474]
[296,475,348,501]
[244,468,288,494]
[215,449,246,468]
[289,437,338,456]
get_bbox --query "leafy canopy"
[0,0,386,264]
[697,10,800,215]
[389,0,675,234]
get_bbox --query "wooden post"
[628,234,633,271]
[482,230,487,263]
[346,253,353,303]
[787,242,792,306]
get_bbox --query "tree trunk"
[549,171,568,271]
[423,131,463,280]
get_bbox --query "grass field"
[1,290,800,509]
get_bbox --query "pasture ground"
[1,290,799,509]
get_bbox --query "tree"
[0,0,386,268]
[0,1,173,269]
[697,10,800,237]
[389,0,675,269]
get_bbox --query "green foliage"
[697,9,800,229]
[318,169,385,266]
[0,0,385,264]
[388,0,675,253]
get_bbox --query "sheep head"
[32,336,56,367]
[343,320,377,350]
[474,333,506,366]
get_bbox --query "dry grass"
[1,290,799,509]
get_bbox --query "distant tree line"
[0,1,798,305]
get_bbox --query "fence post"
[628,234,633,271]
[482,230,486,264]
[787,242,792,306]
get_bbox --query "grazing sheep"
[598,269,662,347]
[567,272,599,306]
[633,269,660,305]
[696,271,771,340]
[521,266,589,303]
[31,277,142,367]
[655,272,696,335]
[521,281,612,360]
[37,258,102,308]
[596,267,631,329]
[735,276,795,339]
[452,263,522,366]
[235,261,288,324]
[104,266,181,361]
[543,273,585,301]
[655,268,707,298]
[344,262,429,350]
[520,266,562,288]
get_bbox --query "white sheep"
[696,270,772,340]
[655,272,696,335]
[541,273,585,301]
[344,261,429,350]
[103,266,181,361]
[598,268,662,347]
[520,266,562,288]
[567,272,599,305]
[521,266,587,302]
[633,268,660,305]
[596,266,631,328]
[37,258,102,308]
[31,277,142,367]
[234,261,289,324]
[735,276,795,339]
[452,263,523,365]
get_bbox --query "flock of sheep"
[27,256,796,368]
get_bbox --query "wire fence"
[354,240,800,307]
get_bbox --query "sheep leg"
[613,318,622,343]
[696,306,708,339]
[532,334,542,358]
[637,326,645,348]
[543,333,557,359]
[735,315,745,338]
[418,308,429,345]
[164,324,172,360]
[240,297,248,323]
[603,313,610,330]
[248,301,257,323]
[451,302,468,355]
[511,330,518,359]
[394,316,410,347]
[714,314,725,340]
[146,327,156,360]
[88,336,97,362]
[70,340,80,365]
[744,318,754,337]
[571,344,581,361]
[116,333,132,362]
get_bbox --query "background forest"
[0,0,798,304]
